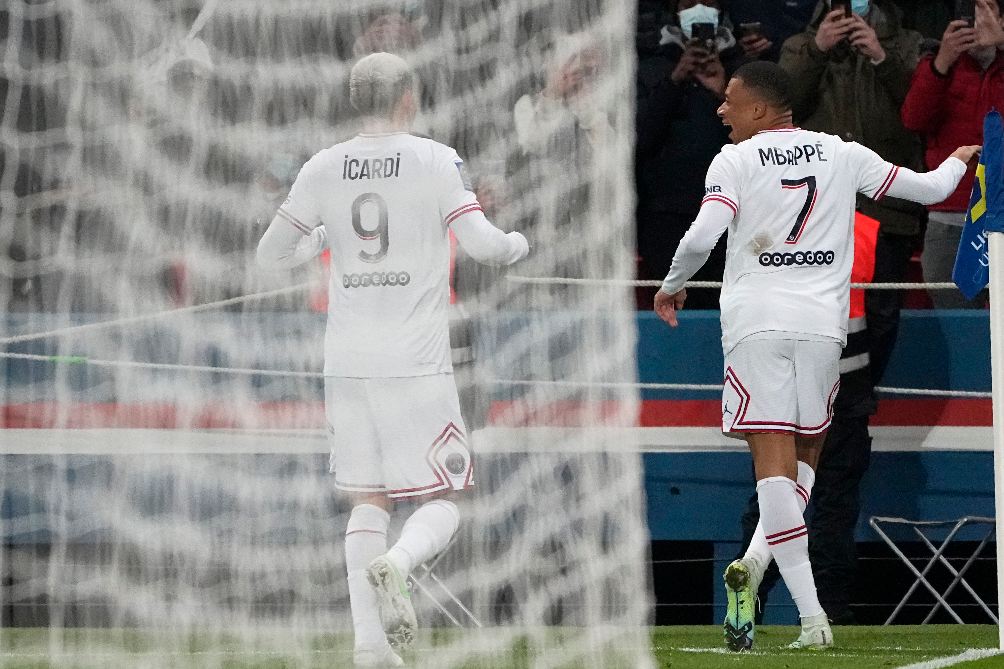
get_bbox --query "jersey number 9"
[352,192,389,263]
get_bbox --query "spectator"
[780,0,923,385]
[728,0,818,62]
[902,0,1004,307]
[635,0,742,308]
[510,34,613,285]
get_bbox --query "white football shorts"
[722,337,841,437]
[325,374,473,499]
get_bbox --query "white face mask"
[678,4,720,39]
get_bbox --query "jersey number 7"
[781,176,817,245]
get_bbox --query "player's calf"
[370,498,460,649]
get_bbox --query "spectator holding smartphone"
[635,0,743,307]
[729,0,818,62]
[901,0,1003,307]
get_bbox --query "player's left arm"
[256,222,327,270]
[849,141,978,206]
[256,156,327,270]
[656,151,739,326]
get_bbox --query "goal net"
[0,0,651,666]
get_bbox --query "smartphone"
[956,0,976,26]
[831,0,852,18]
[737,22,763,39]
[691,22,717,51]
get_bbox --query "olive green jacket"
[780,0,925,234]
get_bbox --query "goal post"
[0,1,653,666]
[993,234,1004,651]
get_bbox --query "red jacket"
[901,52,1004,212]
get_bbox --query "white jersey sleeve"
[256,222,327,270]
[844,141,899,201]
[700,148,743,219]
[844,142,967,206]
[275,155,324,233]
[452,214,529,265]
[660,149,741,294]
[436,148,482,226]
[255,155,328,270]
[434,146,529,265]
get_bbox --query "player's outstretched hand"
[655,288,686,328]
[950,145,982,164]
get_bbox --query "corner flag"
[954,111,1003,300]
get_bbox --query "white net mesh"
[1,1,651,666]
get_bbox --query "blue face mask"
[678,4,720,39]
[850,0,869,15]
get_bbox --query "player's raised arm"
[850,141,980,207]
[438,151,529,265]
[256,157,327,270]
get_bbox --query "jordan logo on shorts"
[427,422,473,491]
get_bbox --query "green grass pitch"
[0,626,998,668]
[650,625,1000,668]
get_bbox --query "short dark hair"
[733,61,792,111]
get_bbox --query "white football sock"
[386,499,460,577]
[757,476,824,619]
[345,504,390,650]
[744,461,815,569]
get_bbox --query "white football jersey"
[707,128,904,352]
[279,132,481,377]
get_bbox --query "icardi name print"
[342,153,401,180]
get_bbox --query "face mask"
[850,0,869,15]
[678,4,720,39]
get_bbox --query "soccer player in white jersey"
[256,53,528,668]
[654,61,979,652]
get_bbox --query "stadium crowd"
[2,0,998,309]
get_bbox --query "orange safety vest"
[850,211,879,321]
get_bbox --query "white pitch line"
[0,647,444,659]
[674,647,858,658]
[676,647,765,655]
[898,648,1002,668]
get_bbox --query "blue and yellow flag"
[953,110,1003,300]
